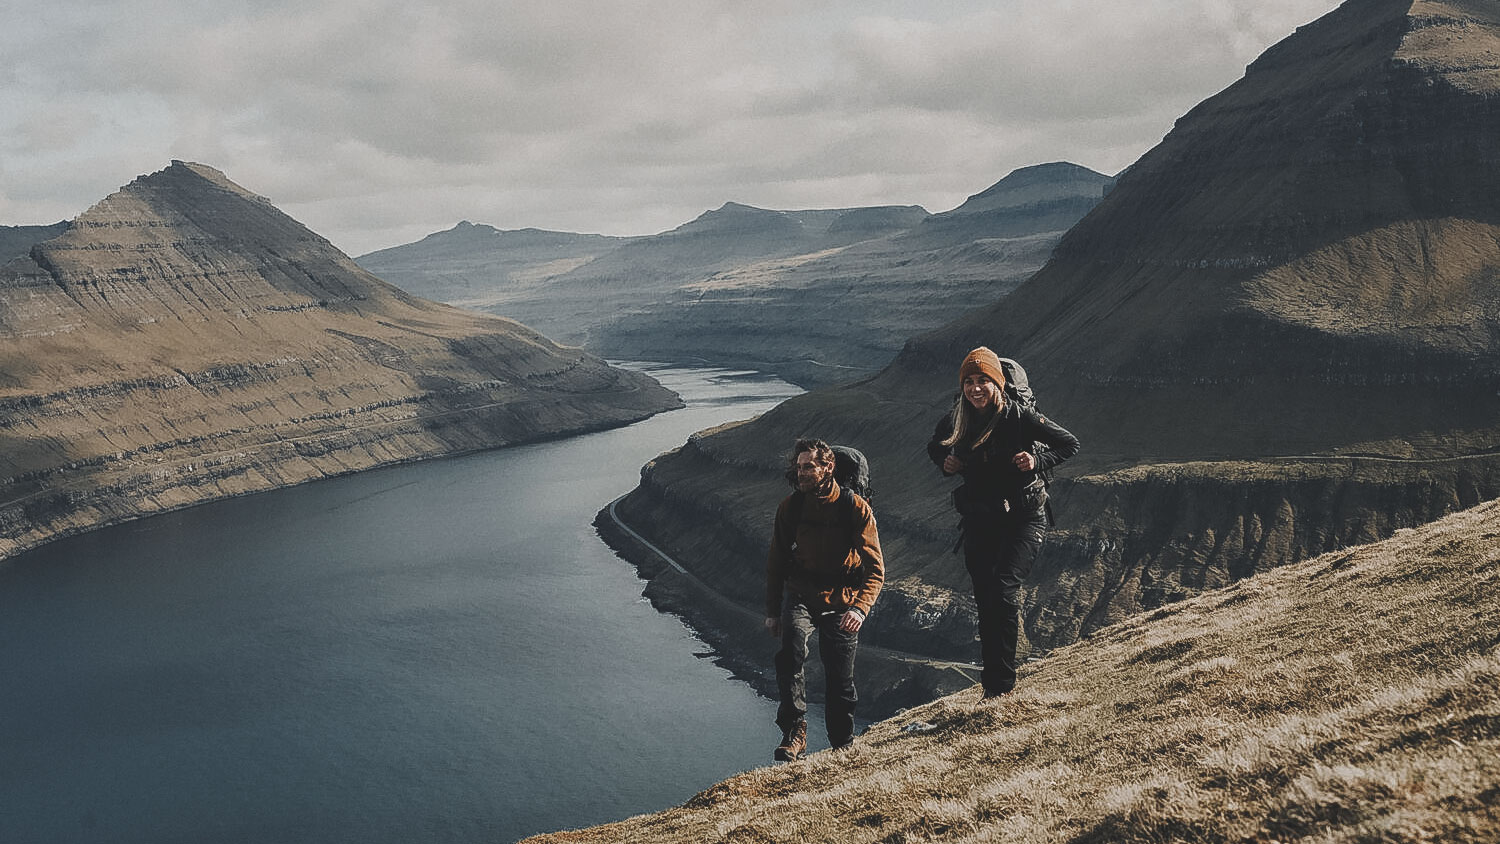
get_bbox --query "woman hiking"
[927,347,1080,698]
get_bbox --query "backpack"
[947,357,1061,549]
[784,444,871,549]
[827,444,871,501]
[988,356,1052,479]
[997,357,1035,410]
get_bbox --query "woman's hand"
[942,455,964,474]
[1012,452,1037,472]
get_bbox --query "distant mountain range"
[0,162,679,562]
[358,162,1113,386]
[606,0,1500,711]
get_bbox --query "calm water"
[0,365,808,844]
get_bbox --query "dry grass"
[524,500,1500,844]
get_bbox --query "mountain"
[558,200,927,279]
[911,0,1500,461]
[588,164,1112,385]
[604,0,1500,707]
[904,161,1114,248]
[528,497,1500,843]
[0,222,68,264]
[355,221,632,310]
[360,200,938,358]
[359,164,1109,386]
[0,162,679,562]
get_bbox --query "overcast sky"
[2,0,1343,256]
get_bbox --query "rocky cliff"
[606,0,1500,713]
[0,162,680,563]
[359,163,1112,387]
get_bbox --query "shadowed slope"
[908,0,1500,461]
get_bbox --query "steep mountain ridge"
[606,0,1500,705]
[0,162,679,562]
[897,0,1500,466]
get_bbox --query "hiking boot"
[981,683,1015,701]
[978,683,1014,704]
[774,720,807,761]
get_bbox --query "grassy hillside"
[528,498,1500,843]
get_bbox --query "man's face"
[795,451,833,493]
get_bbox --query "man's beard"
[798,473,834,495]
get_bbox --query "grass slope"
[528,499,1500,843]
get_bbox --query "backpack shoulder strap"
[785,489,806,548]
[841,489,867,551]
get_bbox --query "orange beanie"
[959,347,1006,388]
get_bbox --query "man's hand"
[838,610,864,633]
[942,455,964,474]
[765,616,781,637]
[1012,451,1037,472]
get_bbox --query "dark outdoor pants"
[774,597,859,746]
[963,512,1046,694]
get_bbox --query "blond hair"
[940,393,1003,449]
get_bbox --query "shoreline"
[0,400,679,571]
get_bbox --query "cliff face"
[359,163,1112,387]
[608,0,1500,705]
[0,162,679,562]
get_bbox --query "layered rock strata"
[0,162,679,562]
[606,0,1500,712]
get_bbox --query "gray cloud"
[2,0,1342,255]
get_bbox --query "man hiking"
[765,438,884,760]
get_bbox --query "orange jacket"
[765,480,884,618]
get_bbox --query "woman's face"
[963,373,1002,410]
